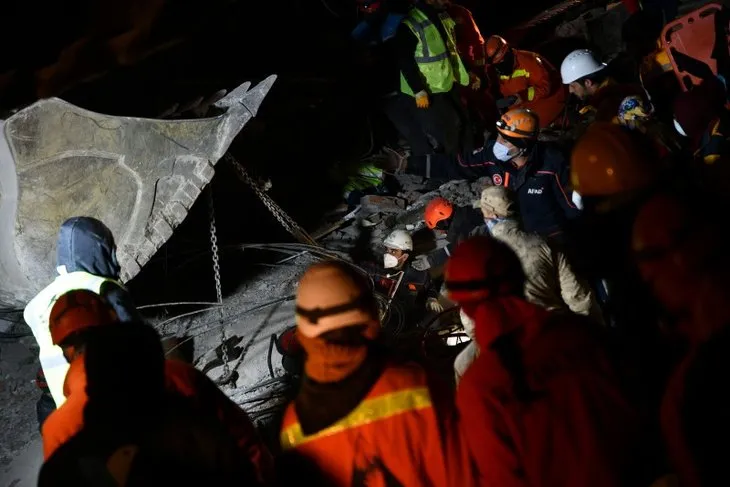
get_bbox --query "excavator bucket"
[0,75,277,307]
[661,3,729,91]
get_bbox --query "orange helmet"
[295,261,380,340]
[424,197,454,229]
[50,290,119,347]
[485,35,509,65]
[445,236,524,305]
[571,122,657,197]
[496,108,539,139]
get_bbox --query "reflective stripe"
[500,69,530,81]
[280,387,432,450]
[400,8,468,95]
[408,20,449,62]
[527,87,535,101]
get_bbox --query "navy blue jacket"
[407,141,580,238]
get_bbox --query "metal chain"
[224,153,320,247]
[208,186,231,382]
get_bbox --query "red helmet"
[445,236,524,304]
[356,0,382,13]
[50,290,119,347]
[424,197,454,229]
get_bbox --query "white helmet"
[383,229,413,251]
[560,49,606,84]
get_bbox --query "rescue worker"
[447,236,647,487]
[485,35,567,128]
[41,290,275,485]
[568,123,671,421]
[352,0,435,157]
[24,216,140,417]
[279,260,473,486]
[445,0,496,147]
[396,0,471,155]
[617,95,681,160]
[419,196,483,271]
[561,49,645,125]
[631,194,730,487]
[476,185,600,319]
[453,186,602,381]
[446,0,484,72]
[673,80,730,197]
[380,229,443,318]
[453,108,580,241]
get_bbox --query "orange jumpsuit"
[456,297,643,487]
[280,362,474,486]
[42,356,275,485]
[497,49,567,128]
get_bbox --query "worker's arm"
[555,250,603,324]
[404,142,500,180]
[395,23,427,94]
[520,52,554,102]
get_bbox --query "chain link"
[208,186,231,382]
[224,153,320,247]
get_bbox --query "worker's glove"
[427,298,444,313]
[496,95,519,109]
[411,254,432,272]
[469,72,482,91]
[415,90,430,109]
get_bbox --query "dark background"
[0,0,589,304]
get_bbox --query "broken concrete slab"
[360,195,406,214]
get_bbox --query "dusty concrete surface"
[0,337,41,486]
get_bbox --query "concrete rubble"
[323,175,492,252]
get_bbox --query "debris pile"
[321,176,492,252]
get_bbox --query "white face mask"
[383,253,400,269]
[673,119,687,137]
[493,141,517,162]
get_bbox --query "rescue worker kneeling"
[381,229,443,318]
[279,260,473,486]
[485,35,567,128]
[41,290,275,485]
[446,236,646,487]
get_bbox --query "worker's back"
[39,322,267,487]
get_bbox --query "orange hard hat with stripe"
[485,35,509,65]
[445,236,525,305]
[571,122,657,197]
[496,108,540,139]
[424,197,454,229]
[295,261,380,340]
[50,290,119,347]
